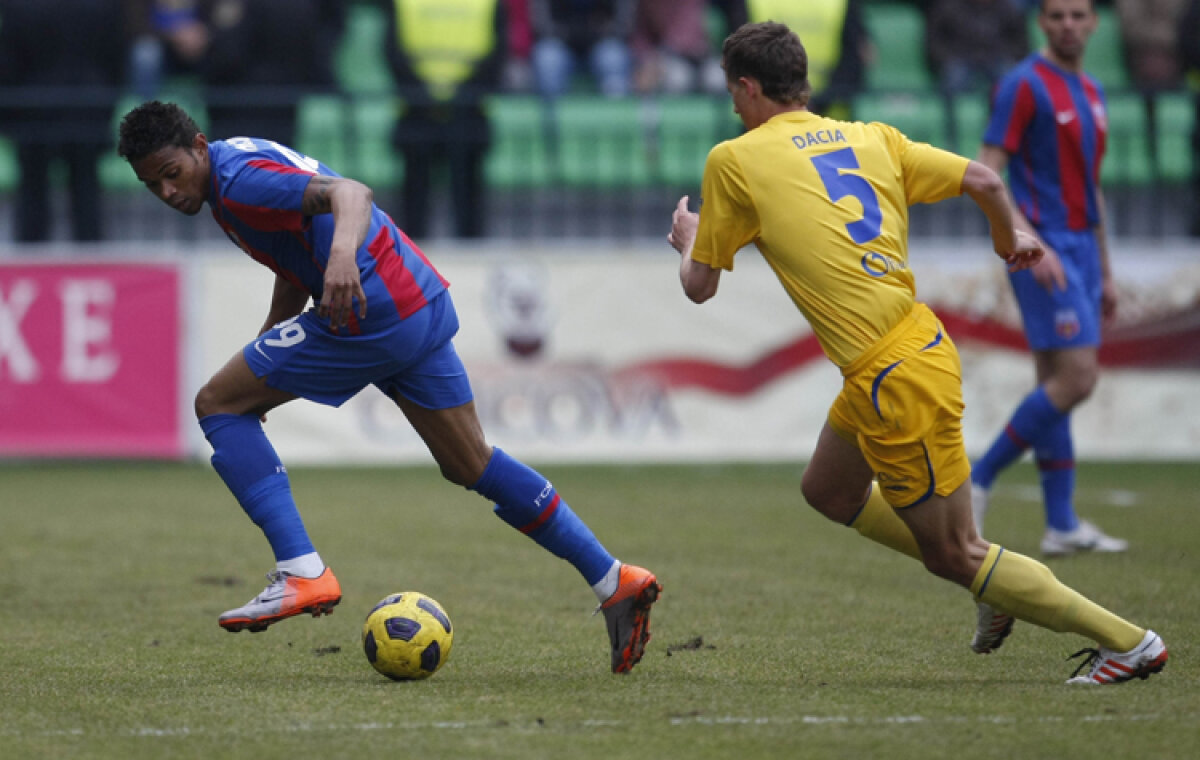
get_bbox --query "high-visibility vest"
[746,0,848,94]
[394,0,498,101]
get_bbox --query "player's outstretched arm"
[961,160,1044,274]
[975,146,1064,289]
[302,175,371,328]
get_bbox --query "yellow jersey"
[691,110,969,368]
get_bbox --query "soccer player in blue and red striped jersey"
[971,0,1127,556]
[116,101,660,674]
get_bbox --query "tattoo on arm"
[302,176,335,215]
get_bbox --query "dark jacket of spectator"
[385,0,506,238]
[200,0,345,145]
[925,0,1028,93]
[0,0,131,241]
[1116,0,1188,91]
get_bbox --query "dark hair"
[722,22,811,106]
[117,101,201,163]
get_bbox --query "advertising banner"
[0,262,184,457]
[198,243,1200,464]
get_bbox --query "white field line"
[2,712,1185,738]
[1006,484,1142,507]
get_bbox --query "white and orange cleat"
[599,564,662,674]
[219,568,342,633]
[971,602,1015,654]
[1067,630,1167,685]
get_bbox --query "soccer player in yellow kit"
[668,21,1166,685]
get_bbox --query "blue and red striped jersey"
[207,136,448,333]
[983,53,1107,232]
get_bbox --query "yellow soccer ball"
[362,592,454,680]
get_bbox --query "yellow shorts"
[827,303,970,509]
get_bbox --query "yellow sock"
[971,544,1144,652]
[848,483,922,562]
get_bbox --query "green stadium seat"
[0,136,16,193]
[654,95,729,187]
[99,151,138,191]
[864,3,933,92]
[350,98,400,187]
[1082,7,1129,92]
[704,3,730,48]
[553,96,651,187]
[1154,92,1193,183]
[950,92,990,159]
[296,95,349,169]
[485,95,552,188]
[1102,93,1152,186]
[853,93,948,149]
[336,2,394,95]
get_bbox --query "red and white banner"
[0,262,184,458]
[7,244,1195,464]
[197,243,1200,464]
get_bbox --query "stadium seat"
[296,94,350,171]
[336,2,394,95]
[853,93,948,150]
[863,3,933,92]
[350,98,400,187]
[1102,94,1152,186]
[1154,92,1193,183]
[1081,7,1129,92]
[950,92,990,159]
[485,95,553,188]
[100,150,140,192]
[0,137,16,193]
[553,96,651,188]
[654,95,729,187]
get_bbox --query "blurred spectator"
[741,0,871,118]
[0,0,131,243]
[1179,0,1200,235]
[504,0,536,91]
[200,0,344,146]
[124,1,212,99]
[124,1,162,100]
[1115,0,1188,93]
[158,1,211,75]
[530,0,636,99]
[925,0,1028,96]
[385,0,505,239]
[1115,0,1187,186]
[631,0,725,95]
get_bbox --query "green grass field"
[1,460,1195,759]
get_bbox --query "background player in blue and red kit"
[970,0,1127,556]
[116,101,660,674]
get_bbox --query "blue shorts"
[1009,228,1102,351]
[242,291,474,409]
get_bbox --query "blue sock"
[472,448,615,586]
[1035,415,1078,532]
[973,386,1064,489]
[199,413,315,562]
